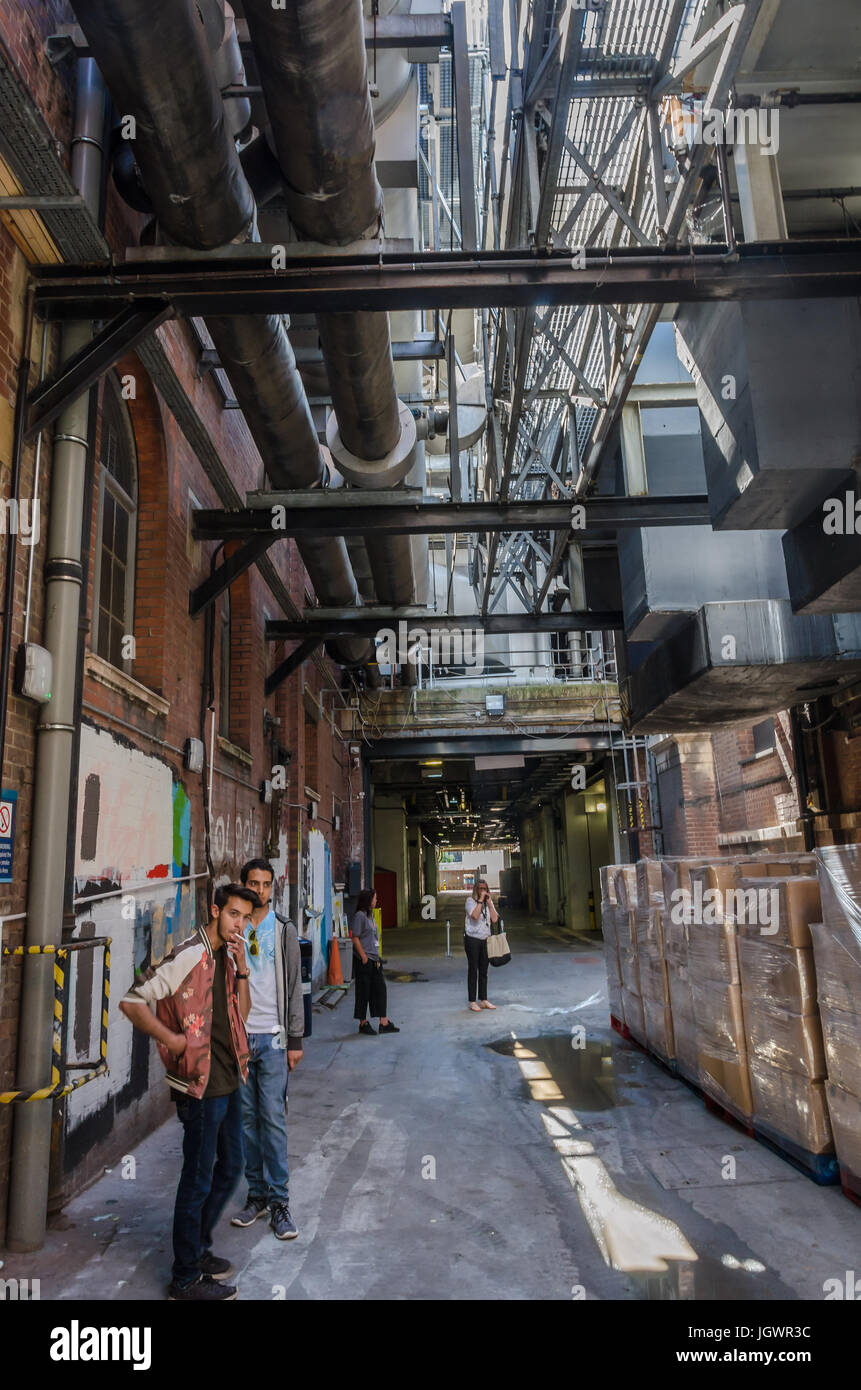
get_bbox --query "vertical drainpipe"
[6,60,105,1253]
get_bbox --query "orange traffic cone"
[327,936,344,987]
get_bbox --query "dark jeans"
[241,1032,289,1206]
[464,934,489,1003]
[353,957,387,1020]
[172,1089,244,1285]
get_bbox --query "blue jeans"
[241,1032,289,1206]
[172,1089,244,1285]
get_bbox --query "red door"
[373,868,398,929]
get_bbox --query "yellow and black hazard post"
[0,936,111,1104]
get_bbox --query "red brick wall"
[0,0,364,1235]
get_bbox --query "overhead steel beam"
[23,302,174,441]
[34,243,861,319]
[451,2,477,252]
[188,535,278,618]
[265,639,324,696]
[50,15,453,58]
[266,610,624,640]
[193,494,711,540]
[365,733,613,758]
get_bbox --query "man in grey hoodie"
[230,858,305,1240]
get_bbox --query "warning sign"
[0,790,17,882]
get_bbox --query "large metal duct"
[70,0,370,664]
[242,0,417,616]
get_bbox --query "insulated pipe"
[6,62,105,1254]
[242,0,417,608]
[70,0,371,665]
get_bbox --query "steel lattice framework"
[479,0,768,616]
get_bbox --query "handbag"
[486,919,511,968]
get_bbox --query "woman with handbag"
[464,876,499,1012]
[351,889,400,1036]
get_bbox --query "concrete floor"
[3,894,858,1300]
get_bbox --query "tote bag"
[486,919,511,968]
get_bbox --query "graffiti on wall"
[67,724,195,1147]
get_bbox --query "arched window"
[94,376,138,670]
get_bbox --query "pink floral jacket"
[122,926,249,1099]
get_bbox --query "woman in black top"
[351,889,400,1036]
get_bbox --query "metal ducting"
[71,0,370,665]
[623,602,861,734]
[242,0,418,617]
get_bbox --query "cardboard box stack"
[634,859,674,1064]
[737,875,832,1156]
[686,863,754,1121]
[599,864,625,1025]
[613,865,645,1044]
[811,846,861,1191]
[660,859,711,1083]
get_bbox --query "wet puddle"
[630,1250,774,1300]
[487,1035,626,1111]
[383,969,429,983]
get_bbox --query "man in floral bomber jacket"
[120,882,258,1301]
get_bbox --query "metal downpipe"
[6,61,105,1253]
[70,0,370,665]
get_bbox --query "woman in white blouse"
[464,876,499,1012]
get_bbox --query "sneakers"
[378,1020,400,1033]
[168,1273,238,1302]
[230,1196,269,1227]
[358,1021,377,1035]
[270,1202,299,1241]
[200,1251,234,1281]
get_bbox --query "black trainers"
[200,1251,234,1280]
[271,1202,299,1241]
[168,1273,238,1302]
[230,1196,269,1227]
[378,1021,400,1033]
[358,1021,377,1035]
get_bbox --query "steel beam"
[193,494,711,540]
[188,535,278,618]
[365,734,613,758]
[266,610,624,640]
[451,2,477,252]
[264,639,324,696]
[34,243,861,319]
[24,302,174,441]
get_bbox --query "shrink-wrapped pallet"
[686,863,753,1118]
[825,1082,861,1182]
[622,988,646,1046]
[613,865,637,913]
[690,977,754,1118]
[636,858,664,909]
[748,1064,833,1153]
[636,909,675,1063]
[736,883,830,1153]
[735,875,820,949]
[811,848,861,1180]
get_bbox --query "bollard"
[445,919,451,957]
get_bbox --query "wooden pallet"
[752,1118,840,1186]
[840,1164,861,1208]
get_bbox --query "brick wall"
[0,1,364,1237]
